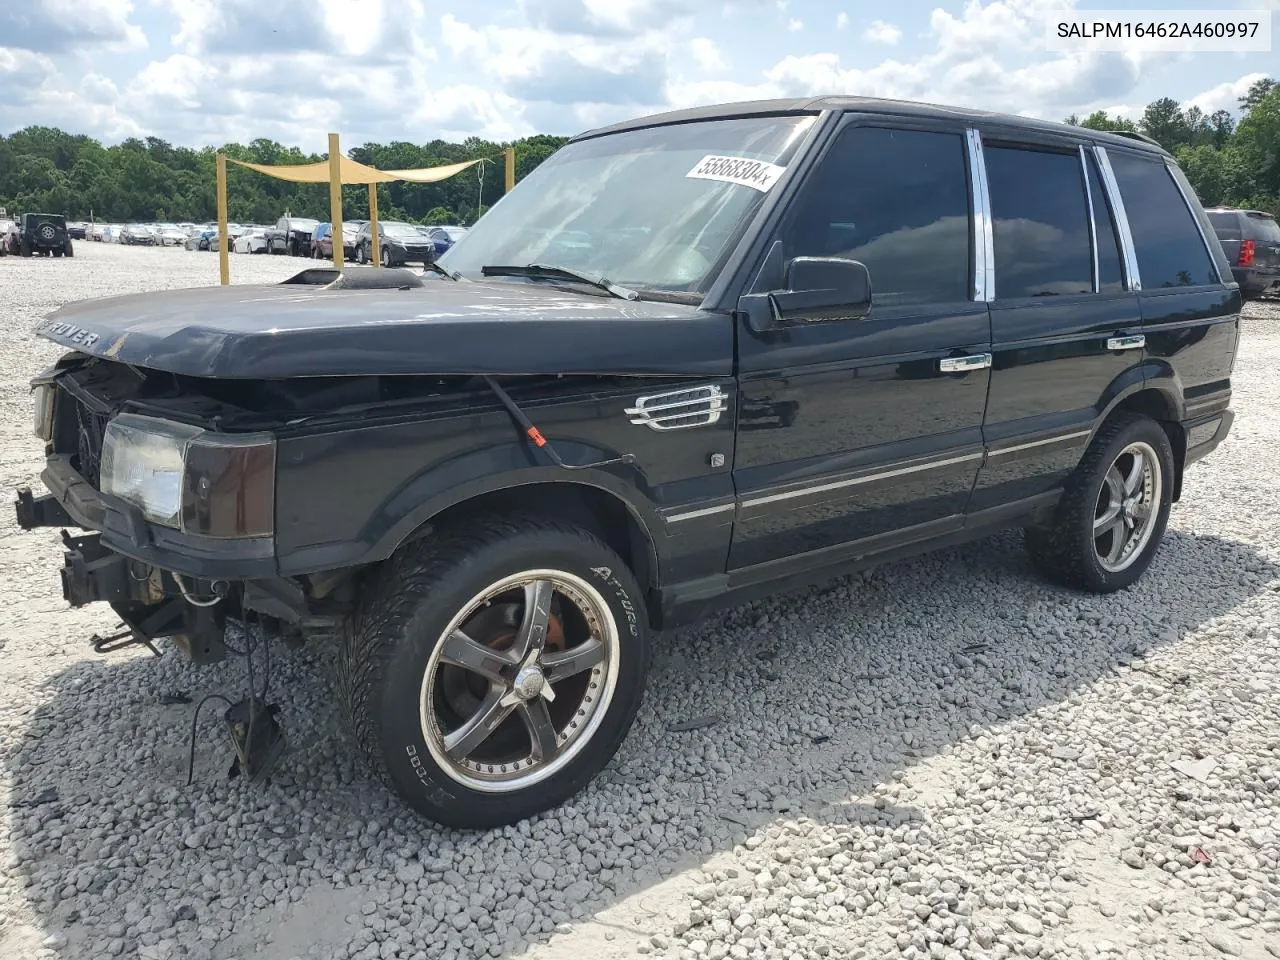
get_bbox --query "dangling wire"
[476,159,486,223]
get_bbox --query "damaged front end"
[16,354,354,663]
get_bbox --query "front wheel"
[380,245,391,267]
[341,516,650,828]
[1025,413,1174,592]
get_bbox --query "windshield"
[440,114,817,295]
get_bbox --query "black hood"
[35,277,731,379]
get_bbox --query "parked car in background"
[414,225,462,260]
[120,224,157,246]
[101,226,119,243]
[185,228,219,251]
[89,224,106,241]
[14,213,73,257]
[0,218,15,255]
[312,221,363,260]
[354,220,438,266]
[66,222,88,240]
[157,225,188,247]
[232,228,269,254]
[1206,207,1280,299]
[266,216,319,257]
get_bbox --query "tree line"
[2,78,1277,226]
[1066,77,1279,217]
[0,129,569,226]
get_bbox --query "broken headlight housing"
[101,414,276,537]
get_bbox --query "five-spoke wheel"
[341,517,649,828]
[1026,413,1174,593]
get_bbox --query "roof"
[571,96,1171,157]
[1206,207,1276,218]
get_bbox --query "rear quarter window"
[1207,212,1242,241]
[1110,153,1219,289]
[1244,214,1280,242]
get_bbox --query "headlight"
[32,382,56,441]
[101,414,276,538]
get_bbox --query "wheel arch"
[1094,367,1187,501]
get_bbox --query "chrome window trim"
[1165,159,1226,285]
[966,128,995,302]
[1079,146,1101,294]
[1092,146,1142,291]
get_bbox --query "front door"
[730,120,992,574]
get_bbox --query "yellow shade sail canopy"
[228,155,484,184]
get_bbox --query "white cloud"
[863,20,902,45]
[836,12,849,31]
[787,18,803,32]
[1183,72,1270,115]
[690,38,728,72]
[0,0,145,53]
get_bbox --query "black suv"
[17,213,73,257]
[354,220,437,266]
[15,98,1239,828]
[1206,207,1280,299]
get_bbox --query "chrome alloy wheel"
[419,570,620,793]
[1093,440,1161,573]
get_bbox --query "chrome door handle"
[939,353,992,373]
[1107,334,1145,351]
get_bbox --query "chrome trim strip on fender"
[966,129,995,303]
[986,429,1092,457]
[664,502,736,524]
[740,451,985,510]
[1093,146,1142,292]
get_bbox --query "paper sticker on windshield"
[686,155,785,192]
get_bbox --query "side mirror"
[768,257,872,325]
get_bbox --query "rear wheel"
[340,516,650,828]
[1025,413,1174,592]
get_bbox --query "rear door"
[969,133,1141,513]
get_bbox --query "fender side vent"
[625,385,727,432]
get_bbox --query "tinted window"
[1110,153,1218,288]
[1245,213,1280,242]
[780,126,970,307]
[1086,153,1125,293]
[986,146,1091,298]
[1207,212,1241,240]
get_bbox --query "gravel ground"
[1,242,1278,960]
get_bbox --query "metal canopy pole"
[368,182,381,267]
[327,133,344,270]
[216,153,230,285]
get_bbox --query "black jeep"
[17,212,74,257]
[16,97,1239,828]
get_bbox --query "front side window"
[1110,153,1218,288]
[986,146,1092,298]
[441,115,817,296]
[777,126,971,307]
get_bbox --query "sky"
[0,0,1276,150]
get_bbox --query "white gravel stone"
[1,248,1279,960]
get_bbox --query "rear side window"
[1109,153,1218,288]
[1245,213,1280,242]
[1207,212,1242,240]
[780,126,971,307]
[986,145,1091,298]
[1085,153,1125,293]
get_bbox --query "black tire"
[65,241,73,257]
[20,240,32,257]
[340,515,651,828]
[52,248,62,258]
[380,245,390,267]
[1025,413,1174,593]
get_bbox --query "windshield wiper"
[423,261,459,281]
[480,263,639,300]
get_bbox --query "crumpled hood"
[36,277,731,379]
